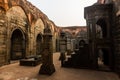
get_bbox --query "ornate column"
[39,27,55,75]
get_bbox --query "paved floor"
[0,53,120,80]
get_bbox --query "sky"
[27,0,97,26]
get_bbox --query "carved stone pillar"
[39,27,55,75]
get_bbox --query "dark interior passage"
[96,19,107,38]
[97,49,111,71]
[11,29,25,60]
[36,34,42,55]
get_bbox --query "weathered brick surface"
[0,0,55,66]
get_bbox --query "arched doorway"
[79,40,86,48]
[64,31,74,52]
[96,25,103,38]
[36,34,42,55]
[97,48,111,71]
[96,19,107,38]
[11,29,25,60]
[96,19,112,71]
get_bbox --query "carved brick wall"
[0,0,57,66]
[0,7,8,65]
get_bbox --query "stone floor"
[0,53,120,80]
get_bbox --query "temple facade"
[84,0,120,74]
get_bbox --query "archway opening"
[96,19,107,38]
[11,29,25,60]
[97,48,111,71]
[76,30,87,49]
[79,40,86,48]
[36,34,42,55]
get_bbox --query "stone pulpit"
[39,27,55,75]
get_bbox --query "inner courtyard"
[0,0,120,80]
[0,53,119,80]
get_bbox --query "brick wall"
[112,2,120,74]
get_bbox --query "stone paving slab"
[0,53,119,80]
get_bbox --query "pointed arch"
[6,6,28,24]
[10,28,26,60]
[36,33,43,55]
[96,18,107,38]
[6,5,30,25]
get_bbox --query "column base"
[39,64,55,75]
